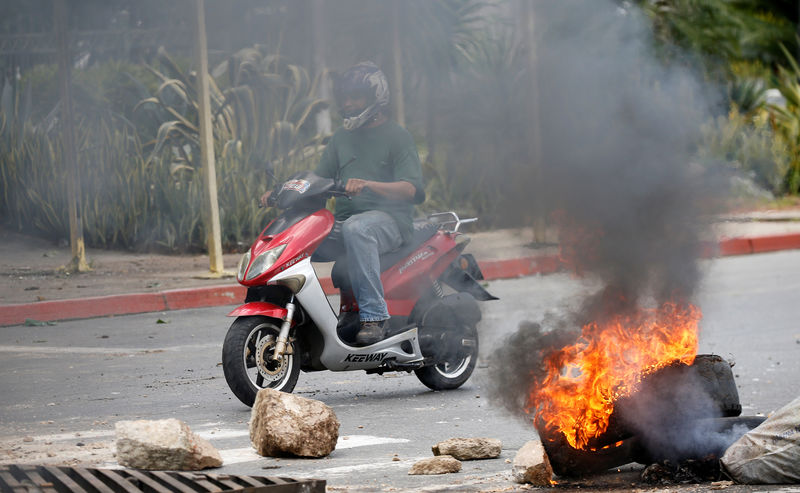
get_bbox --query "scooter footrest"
[365,359,424,374]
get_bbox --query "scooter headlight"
[245,244,287,281]
[236,251,251,282]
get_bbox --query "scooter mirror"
[264,161,277,183]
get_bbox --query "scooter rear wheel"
[222,316,300,406]
[415,323,479,391]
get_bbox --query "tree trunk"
[54,0,89,273]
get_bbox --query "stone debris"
[250,388,339,458]
[512,439,553,485]
[115,419,222,470]
[408,455,462,475]
[711,480,735,490]
[432,437,502,461]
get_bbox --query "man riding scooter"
[261,61,425,346]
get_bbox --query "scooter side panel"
[284,258,339,335]
[320,327,424,371]
[381,233,461,300]
[227,302,288,319]
[386,299,416,316]
[275,259,425,371]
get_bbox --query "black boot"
[356,320,387,345]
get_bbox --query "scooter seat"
[330,222,439,289]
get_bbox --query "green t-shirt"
[315,121,425,243]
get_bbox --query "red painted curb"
[0,292,166,326]
[477,255,561,279]
[2,233,799,326]
[750,234,800,253]
[163,285,246,311]
[718,237,753,256]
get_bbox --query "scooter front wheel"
[222,316,300,406]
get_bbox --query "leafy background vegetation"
[1,0,799,252]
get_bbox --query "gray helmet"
[333,61,389,130]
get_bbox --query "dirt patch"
[0,228,241,305]
[0,437,115,467]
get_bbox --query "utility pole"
[391,2,405,127]
[193,0,224,274]
[312,0,332,136]
[54,0,90,272]
[522,0,547,244]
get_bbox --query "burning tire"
[537,354,750,476]
[222,316,300,406]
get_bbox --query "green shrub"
[698,107,790,193]
[768,46,800,194]
[0,49,326,252]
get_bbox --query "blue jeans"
[314,210,402,321]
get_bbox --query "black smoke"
[487,0,728,462]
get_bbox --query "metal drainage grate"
[0,465,325,493]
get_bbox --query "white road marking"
[9,427,410,467]
[195,428,249,440]
[0,343,218,355]
[335,435,409,450]
[15,422,233,443]
[218,447,261,465]
[21,429,115,442]
[219,435,410,465]
[294,457,425,477]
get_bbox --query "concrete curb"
[3,233,800,327]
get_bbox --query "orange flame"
[529,301,701,450]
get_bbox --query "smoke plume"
[487,0,728,459]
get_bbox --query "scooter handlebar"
[331,181,351,200]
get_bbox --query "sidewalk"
[2,210,800,326]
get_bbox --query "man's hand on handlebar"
[344,178,370,196]
[345,179,416,201]
[259,190,272,208]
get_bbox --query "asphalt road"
[1,250,799,492]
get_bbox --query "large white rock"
[512,438,553,485]
[409,455,462,475]
[250,388,339,458]
[115,419,222,470]
[432,437,502,460]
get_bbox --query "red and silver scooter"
[222,170,497,406]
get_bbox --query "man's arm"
[345,178,415,201]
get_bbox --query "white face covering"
[342,102,380,131]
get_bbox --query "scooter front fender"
[227,301,288,319]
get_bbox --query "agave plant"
[728,78,767,117]
[214,46,329,170]
[135,47,327,176]
[1,47,328,252]
[767,44,800,193]
[131,47,328,251]
[699,107,790,194]
[0,103,157,249]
